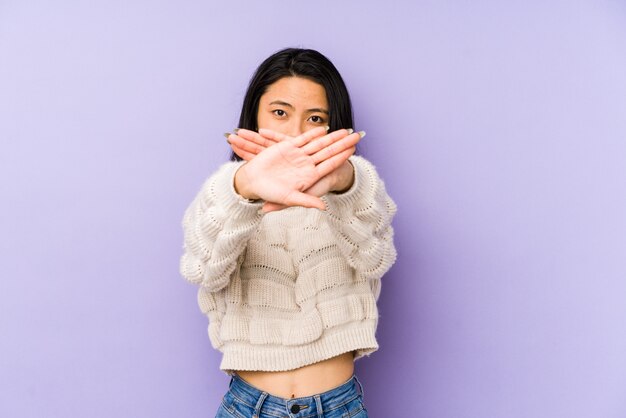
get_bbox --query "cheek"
[256,111,276,131]
[256,113,290,135]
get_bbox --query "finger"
[315,146,356,179]
[227,133,265,155]
[230,143,256,161]
[301,129,350,156]
[309,131,362,164]
[254,130,281,146]
[257,128,292,144]
[289,126,329,147]
[282,190,326,211]
[236,128,278,147]
[262,202,287,213]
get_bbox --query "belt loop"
[314,394,324,418]
[354,375,364,399]
[252,391,269,418]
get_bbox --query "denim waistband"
[227,373,364,417]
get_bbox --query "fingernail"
[325,125,330,131]
[223,133,231,138]
[234,128,240,133]
[347,128,354,134]
[358,131,366,138]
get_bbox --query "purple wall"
[2,1,626,417]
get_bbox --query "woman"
[180,48,397,418]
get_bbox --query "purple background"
[1,1,626,417]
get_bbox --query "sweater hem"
[219,322,378,375]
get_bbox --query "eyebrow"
[269,100,329,115]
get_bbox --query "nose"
[286,120,305,138]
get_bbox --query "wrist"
[234,164,260,201]
[332,160,355,193]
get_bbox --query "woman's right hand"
[232,127,360,211]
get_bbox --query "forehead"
[261,77,327,106]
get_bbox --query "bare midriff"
[235,351,356,399]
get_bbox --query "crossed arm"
[226,126,364,212]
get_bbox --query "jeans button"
[290,404,300,413]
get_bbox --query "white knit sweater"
[180,155,397,374]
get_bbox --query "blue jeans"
[215,373,368,418]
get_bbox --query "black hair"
[231,48,354,161]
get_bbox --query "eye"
[308,115,325,124]
[272,109,286,117]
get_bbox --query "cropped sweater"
[179,155,397,375]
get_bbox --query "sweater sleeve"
[179,161,264,292]
[321,155,398,281]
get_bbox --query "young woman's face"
[257,76,329,137]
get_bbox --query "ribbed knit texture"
[180,156,397,374]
